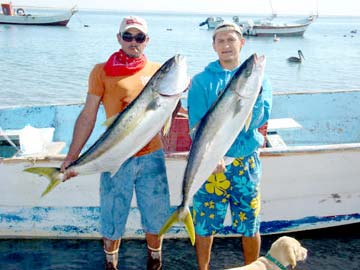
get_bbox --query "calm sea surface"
[0,10,360,269]
[1,11,360,108]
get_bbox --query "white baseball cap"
[119,16,148,34]
[213,21,243,38]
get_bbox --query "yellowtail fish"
[24,54,189,197]
[159,54,266,245]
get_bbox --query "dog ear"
[286,245,297,268]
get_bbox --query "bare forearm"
[60,94,101,177]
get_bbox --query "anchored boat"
[0,2,77,26]
[234,14,318,37]
[0,89,359,239]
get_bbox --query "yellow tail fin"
[159,207,195,245]
[24,167,62,197]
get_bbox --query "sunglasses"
[121,32,147,43]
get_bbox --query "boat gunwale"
[1,89,359,110]
[165,143,360,159]
[2,142,360,163]
[260,142,360,156]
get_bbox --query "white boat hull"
[245,23,310,36]
[1,144,359,239]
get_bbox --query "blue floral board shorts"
[100,150,170,240]
[192,152,261,237]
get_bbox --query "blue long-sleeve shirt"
[187,59,272,157]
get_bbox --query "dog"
[225,236,307,270]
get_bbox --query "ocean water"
[1,11,360,270]
[1,11,360,108]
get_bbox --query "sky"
[9,0,360,16]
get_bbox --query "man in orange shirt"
[60,16,170,270]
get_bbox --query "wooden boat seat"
[267,118,302,131]
[266,133,287,147]
[265,118,302,147]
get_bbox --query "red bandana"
[103,49,147,76]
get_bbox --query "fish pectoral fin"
[189,121,200,139]
[102,115,117,127]
[245,111,253,131]
[162,117,172,136]
[24,167,62,197]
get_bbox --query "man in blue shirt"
[187,21,272,269]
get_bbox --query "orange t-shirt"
[88,61,162,156]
